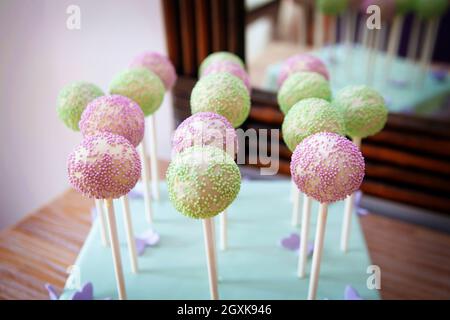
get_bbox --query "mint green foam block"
[70,180,380,300]
[264,44,450,115]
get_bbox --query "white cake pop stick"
[345,10,357,79]
[418,18,440,87]
[366,29,378,85]
[203,217,219,300]
[385,15,404,79]
[138,140,153,224]
[340,136,361,253]
[105,199,127,300]
[407,16,421,61]
[120,195,138,273]
[149,115,160,201]
[290,178,296,203]
[291,187,301,226]
[297,194,312,278]
[314,9,324,48]
[219,210,227,251]
[95,199,108,246]
[307,203,328,300]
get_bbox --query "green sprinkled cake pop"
[318,0,348,15]
[333,85,388,139]
[415,0,448,19]
[395,0,415,14]
[282,98,345,151]
[198,52,245,77]
[277,72,332,115]
[109,67,165,116]
[167,146,241,219]
[56,81,103,131]
[191,73,250,128]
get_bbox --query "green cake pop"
[190,72,250,128]
[318,0,348,15]
[277,72,332,115]
[56,81,103,131]
[415,0,448,19]
[282,98,345,151]
[167,146,241,219]
[198,52,245,77]
[395,0,415,14]
[333,85,388,139]
[109,68,165,116]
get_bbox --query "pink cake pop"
[202,61,251,93]
[278,54,330,88]
[291,132,365,204]
[129,51,177,90]
[172,112,238,157]
[68,132,141,200]
[79,95,145,148]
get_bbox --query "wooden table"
[1,161,449,300]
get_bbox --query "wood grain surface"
[1,160,449,300]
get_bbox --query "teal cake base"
[68,181,380,300]
[264,44,450,115]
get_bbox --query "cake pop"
[79,95,145,147]
[333,85,388,139]
[282,98,345,152]
[395,0,414,14]
[333,85,387,253]
[191,73,250,128]
[202,61,251,93]
[277,72,332,114]
[199,51,245,77]
[129,51,177,90]
[167,146,241,299]
[172,112,238,157]
[318,0,349,15]
[415,0,448,19]
[68,132,142,300]
[56,81,103,131]
[278,53,329,87]
[109,67,165,117]
[291,132,365,299]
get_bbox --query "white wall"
[0,0,174,229]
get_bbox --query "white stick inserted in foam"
[220,210,227,251]
[385,15,404,79]
[407,16,421,61]
[291,187,301,227]
[138,139,153,224]
[105,199,127,300]
[418,18,440,87]
[203,217,219,300]
[121,195,138,273]
[307,203,328,300]
[95,199,109,246]
[340,137,361,253]
[149,115,160,201]
[297,194,312,278]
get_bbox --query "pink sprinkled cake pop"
[172,112,238,157]
[79,95,145,148]
[68,132,141,199]
[278,54,329,88]
[291,132,365,204]
[202,61,251,93]
[129,51,177,90]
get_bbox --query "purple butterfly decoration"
[135,229,160,256]
[344,285,363,300]
[430,69,447,82]
[45,282,94,300]
[280,233,313,257]
[354,190,369,216]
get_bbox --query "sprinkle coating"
[79,95,145,147]
[109,68,165,116]
[167,146,241,219]
[333,85,388,138]
[199,52,245,77]
[68,132,141,199]
[172,112,238,157]
[190,73,250,128]
[291,132,365,204]
[277,72,332,114]
[202,61,251,93]
[278,53,329,88]
[282,98,345,151]
[129,51,177,90]
[56,81,103,131]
